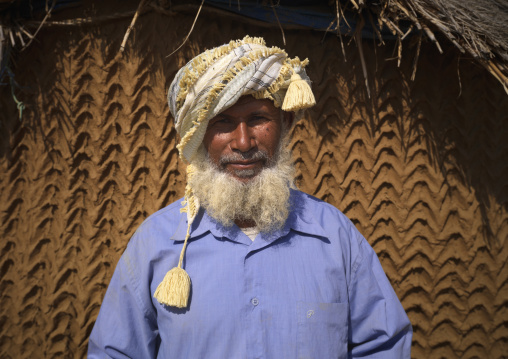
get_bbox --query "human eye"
[249,114,270,125]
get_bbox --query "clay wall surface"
[0,3,507,358]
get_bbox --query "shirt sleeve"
[87,238,160,358]
[347,229,413,358]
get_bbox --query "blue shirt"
[88,190,412,358]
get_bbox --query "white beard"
[188,136,294,233]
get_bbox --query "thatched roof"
[1,0,507,92]
[368,0,508,92]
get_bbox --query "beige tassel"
[281,72,316,112]
[154,266,191,307]
[154,167,199,308]
[154,223,192,308]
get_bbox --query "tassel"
[154,266,191,307]
[154,212,193,308]
[281,72,316,112]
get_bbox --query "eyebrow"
[250,110,273,117]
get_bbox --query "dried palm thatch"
[353,0,508,92]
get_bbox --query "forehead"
[218,96,280,117]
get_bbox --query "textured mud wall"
[0,4,507,358]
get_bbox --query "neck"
[235,218,256,228]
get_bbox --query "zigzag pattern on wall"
[0,6,506,358]
[297,39,508,358]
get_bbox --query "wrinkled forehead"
[215,95,280,115]
[213,95,292,131]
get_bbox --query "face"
[203,96,292,183]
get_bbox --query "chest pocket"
[297,301,348,359]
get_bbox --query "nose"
[231,122,255,152]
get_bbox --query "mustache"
[218,150,269,166]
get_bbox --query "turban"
[155,36,315,309]
[168,35,316,163]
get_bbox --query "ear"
[282,111,295,130]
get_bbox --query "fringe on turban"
[154,36,316,308]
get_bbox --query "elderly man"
[88,36,412,358]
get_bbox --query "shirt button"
[251,298,259,306]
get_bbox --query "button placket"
[244,248,264,359]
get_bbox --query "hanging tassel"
[154,220,192,308]
[154,167,199,308]
[153,266,191,307]
[281,71,316,112]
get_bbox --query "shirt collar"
[170,206,211,241]
[284,189,328,239]
[170,189,328,242]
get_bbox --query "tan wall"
[0,4,507,358]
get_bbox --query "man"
[88,36,412,358]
